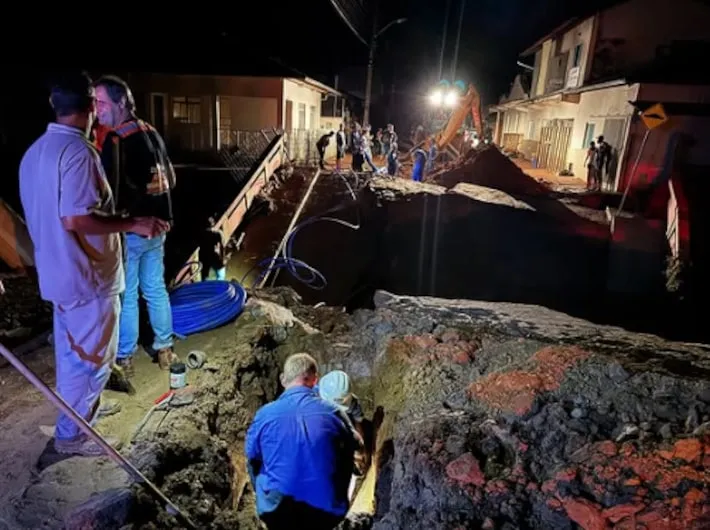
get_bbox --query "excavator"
[405,84,483,161]
[432,83,483,152]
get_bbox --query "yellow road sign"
[641,103,668,130]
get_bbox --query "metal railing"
[218,129,281,185]
[284,128,347,165]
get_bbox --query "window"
[217,96,232,148]
[309,105,317,130]
[172,97,201,124]
[298,103,306,129]
[582,123,595,148]
[527,120,536,139]
[573,44,583,68]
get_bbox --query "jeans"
[118,233,173,359]
[363,151,378,172]
[53,295,120,440]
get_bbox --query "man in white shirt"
[19,72,169,456]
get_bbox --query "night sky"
[3,0,598,105]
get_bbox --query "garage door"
[538,119,573,174]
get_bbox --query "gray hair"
[282,353,318,385]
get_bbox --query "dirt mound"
[428,146,550,198]
[367,292,710,530]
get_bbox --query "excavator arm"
[434,84,483,151]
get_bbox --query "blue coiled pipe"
[170,280,247,336]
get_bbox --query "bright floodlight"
[429,90,444,106]
[444,90,458,107]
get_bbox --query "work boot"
[116,356,135,378]
[95,399,122,420]
[54,434,122,457]
[157,347,179,370]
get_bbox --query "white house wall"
[282,79,323,130]
[568,84,639,175]
[499,83,638,176]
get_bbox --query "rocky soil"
[0,273,51,351]
[35,285,705,529]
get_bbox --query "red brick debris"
[388,332,480,366]
[467,345,591,415]
[438,434,709,529]
[542,437,710,529]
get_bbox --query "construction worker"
[335,123,346,171]
[317,370,365,438]
[316,131,334,170]
[200,217,228,281]
[427,140,438,174]
[19,72,169,456]
[362,125,379,172]
[95,75,178,375]
[387,140,400,177]
[351,122,364,172]
[246,353,364,530]
[412,148,428,182]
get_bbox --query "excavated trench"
[71,157,709,528]
[105,287,710,530]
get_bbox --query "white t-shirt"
[19,123,124,305]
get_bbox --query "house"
[121,70,348,158]
[490,0,710,194]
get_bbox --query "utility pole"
[437,0,452,81]
[450,0,466,81]
[363,0,379,127]
[329,0,405,127]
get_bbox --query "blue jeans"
[118,233,173,359]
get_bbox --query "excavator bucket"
[0,198,34,271]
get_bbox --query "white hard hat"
[319,370,352,409]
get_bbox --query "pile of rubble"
[426,146,550,197]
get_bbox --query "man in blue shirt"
[246,353,363,529]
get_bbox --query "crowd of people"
[584,135,613,191]
[316,122,401,176]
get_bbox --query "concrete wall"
[535,40,553,96]
[220,96,278,131]
[126,73,284,151]
[567,84,638,176]
[589,0,710,81]
[283,79,323,131]
[561,17,595,89]
[499,84,638,177]
[618,83,710,193]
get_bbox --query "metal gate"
[537,119,573,173]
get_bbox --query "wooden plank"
[171,135,284,286]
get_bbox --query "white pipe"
[0,341,197,529]
[258,169,322,288]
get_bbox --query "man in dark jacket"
[316,131,334,169]
[95,75,178,375]
[335,123,346,171]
